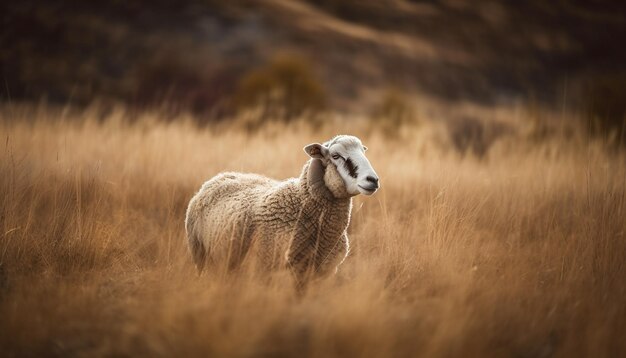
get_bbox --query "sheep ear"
[303,143,329,159]
[363,145,368,152]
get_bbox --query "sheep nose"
[366,176,379,187]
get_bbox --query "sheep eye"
[331,154,342,160]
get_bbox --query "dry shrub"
[446,116,513,158]
[524,97,560,142]
[1,104,626,357]
[581,73,626,146]
[232,54,327,123]
[370,88,417,138]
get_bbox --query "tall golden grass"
[1,104,625,357]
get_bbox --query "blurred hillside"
[1,0,626,116]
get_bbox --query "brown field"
[1,104,625,357]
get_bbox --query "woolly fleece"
[185,157,353,282]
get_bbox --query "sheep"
[184,135,380,283]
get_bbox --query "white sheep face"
[304,135,380,196]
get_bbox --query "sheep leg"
[189,234,207,274]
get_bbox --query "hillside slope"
[1,0,625,113]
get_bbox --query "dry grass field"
[1,104,625,357]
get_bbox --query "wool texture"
[185,158,353,282]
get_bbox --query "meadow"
[1,104,625,357]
